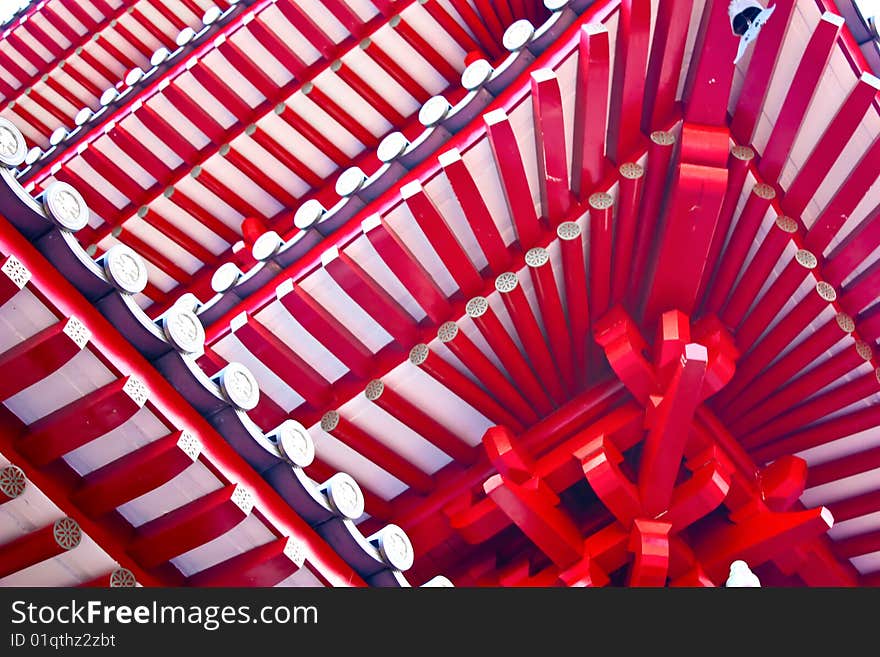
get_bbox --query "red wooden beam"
[274,102,348,167]
[485,108,541,248]
[465,296,555,416]
[571,23,610,198]
[834,529,880,560]
[334,60,406,126]
[827,489,880,524]
[808,444,880,489]
[221,143,299,209]
[191,165,265,220]
[682,0,738,126]
[611,163,644,305]
[162,185,240,245]
[525,247,575,393]
[321,410,434,494]
[0,464,26,504]
[606,0,650,163]
[588,192,613,320]
[127,484,253,569]
[187,536,304,586]
[0,517,82,579]
[401,180,482,297]
[446,0,501,59]
[824,203,880,287]
[593,306,657,404]
[246,124,323,189]
[0,255,29,307]
[530,69,571,222]
[641,0,693,132]
[361,38,431,104]
[576,433,642,525]
[17,377,147,467]
[627,519,671,587]
[556,223,590,384]
[408,343,526,433]
[0,317,88,401]
[71,431,200,518]
[839,259,880,317]
[437,321,538,426]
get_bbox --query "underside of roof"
[1,0,880,587]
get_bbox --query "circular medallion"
[753,183,776,200]
[438,321,459,342]
[53,517,82,551]
[775,216,798,233]
[109,568,137,588]
[650,130,676,146]
[816,281,836,302]
[124,67,143,86]
[251,231,282,261]
[364,379,384,401]
[161,306,205,353]
[294,199,326,230]
[273,420,315,468]
[49,126,68,146]
[462,59,493,90]
[795,249,817,269]
[216,362,260,410]
[465,296,489,318]
[525,247,549,267]
[176,27,196,47]
[373,524,414,571]
[619,162,644,179]
[419,96,452,126]
[322,472,364,520]
[377,131,409,163]
[503,19,534,51]
[836,312,855,333]
[495,271,518,293]
[211,262,242,293]
[102,244,148,294]
[557,221,581,240]
[589,192,613,210]
[150,47,170,67]
[731,145,755,161]
[0,465,25,499]
[43,181,89,231]
[335,167,366,196]
[0,117,26,167]
[409,343,429,365]
[202,6,222,24]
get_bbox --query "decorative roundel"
[462,59,493,90]
[619,162,644,179]
[24,146,42,166]
[731,145,755,160]
[102,244,148,294]
[557,221,581,241]
[775,215,798,233]
[377,132,409,163]
[330,59,343,72]
[322,472,365,520]
[437,321,459,342]
[74,107,93,126]
[150,47,170,67]
[525,247,549,267]
[495,271,519,293]
[364,379,384,401]
[294,199,326,230]
[49,126,69,146]
[109,568,137,588]
[0,116,26,167]
[321,410,340,432]
[0,465,26,499]
[176,27,196,47]
[836,312,855,333]
[43,181,89,232]
[650,130,676,146]
[373,524,414,571]
[99,87,119,106]
[274,420,315,468]
[589,192,613,210]
[336,167,366,196]
[795,249,818,269]
[251,231,282,261]
[815,281,837,302]
[503,19,534,51]
[418,96,452,126]
[216,363,260,410]
[161,306,205,353]
[856,341,874,361]
[409,343,429,365]
[211,262,242,293]
[124,67,144,87]
[202,6,223,24]
[53,517,82,551]
[466,296,489,318]
[753,183,776,200]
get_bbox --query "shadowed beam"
[400,181,483,297]
[682,0,739,126]
[606,0,651,163]
[839,259,880,317]
[612,163,645,305]
[694,506,834,583]
[627,519,671,587]
[0,518,82,579]
[408,343,526,433]
[465,297,555,416]
[187,537,305,587]
[639,343,708,516]
[556,223,590,383]
[530,69,571,222]
[230,312,332,410]
[439,148,510,274]
[824,203,880,288]
[485,108,541,247]
[71,431,201,518]
[641,0,694,132]
[643,125,729,322]
[571,23,610,199]
[834,529,880,560]
[783,73,880,218]
[593,306,658,403]
[127,485,253,570]
[576,433,642,525]
[588,192,614,319]
[17,377,147,466]
[321,410,434,494]
[729,0,798,144]
[362,215,451,324]
[827,489,880,524]
[0,317,89,401]
[663,457,732,530]
[808,444,880,489]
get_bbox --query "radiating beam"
[682,0,738,125]
[556,223,590,384]
[571,23,610,198]
[0,517,82,578]
[808,444,880,489]
[824,203,880,287]
[612,163,645,305]
[187,536,304,587]
[607,0,650,163]
[588,193,614,320]
[641,0,693,132]
[530,69,571,221]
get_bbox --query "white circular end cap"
[150,47,170,67]
[322,472,365,520]
[373,524,414,571]
[160,306,205,353]
[336,167,366,196]
[124,67,143,86]
[211,262,242,292]
[102,243,149,293]
[377,131,409,162]
[215,362,260,410]
[419,96,451,126]
[74,107,93,126]
[49,126,68,146]
[0,117,27,167]
[273,420,315,468]
[53,517,82,551]
[99,87,118,106]
[24,146,42,166]
[43,181,89,231]
[0,465,26,499]
[176,27,196,47]
[109,568,137,587]
[294,199,326,230]
[503,19,534,51]
[251,231,282,261]
[202,6,222,24]
[462,59,493,90]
